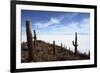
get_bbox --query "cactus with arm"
[72,32,78,56]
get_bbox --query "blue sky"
[21,10,90,36]
[21,10,90,53]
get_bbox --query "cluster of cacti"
[72,32,78,56]
[22,20,90,62]
[26,20,34,62]
[25,20,82,61]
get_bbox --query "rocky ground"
[21,40,90,63]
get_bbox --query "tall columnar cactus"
[53,41,56,56]
[33,30,37,50]
[26,20,34,62]
[33,30,37,40]
[61,43,62,49]
[66,45,67,49]
[72,32,78,56]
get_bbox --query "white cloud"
[34,17,62,29]
[80,18,90,31]
[66,13,78,20]
[51,18,60,24]
[33,13,76,29]
[51,18,90,34]
[33,12,90,35]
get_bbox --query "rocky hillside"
[21,40,90,63]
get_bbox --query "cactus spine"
[72,32,78,56]
[26,20,34,62]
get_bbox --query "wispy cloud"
[33,17,62,29]
[32,13,90,35]
[32,13,79,30]
[21,10,90,37]
[51,18,90,34]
